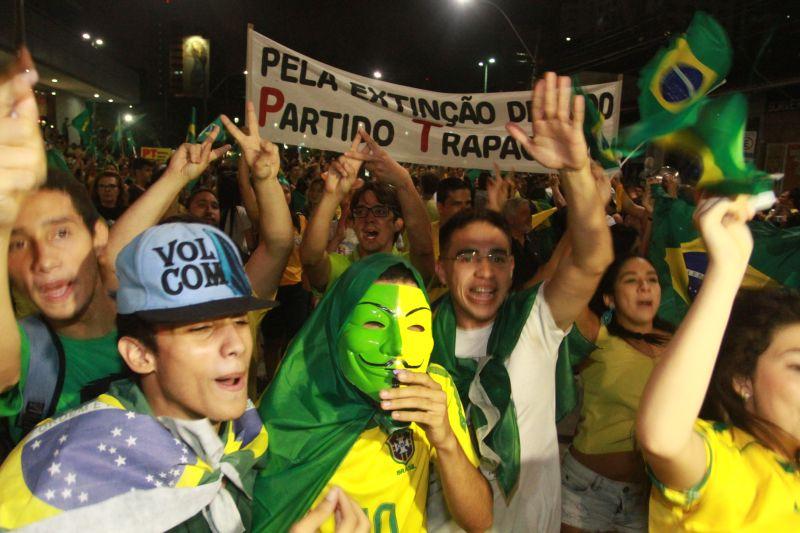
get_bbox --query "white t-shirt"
[453,283,566,533]
[222,205,252,256]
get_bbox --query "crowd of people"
[0,45,798,533]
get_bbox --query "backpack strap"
[18,315,66,433]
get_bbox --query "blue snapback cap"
[116,222,275,323]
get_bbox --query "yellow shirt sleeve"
[427,364,479,467]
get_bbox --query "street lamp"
[123,113,133,123]
[455,0,539,81]
[477,57,495,93]
[373,70,383,79]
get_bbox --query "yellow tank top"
[573,325,657,454]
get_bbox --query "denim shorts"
[561,449,648,532]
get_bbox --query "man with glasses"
[300,130,434,294]
[429,73,613,531]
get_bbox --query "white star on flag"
[180,455,188,463]
[53,449,60,457]
[78,492,89,503]
[115,455,126,467]
[173,438,181,446]
[48,462,61,476]
[111,427,122,437]
[58,434,68,444]
[108,447,117,454]
[154,480,163,488]
[145,474,154,483]
[97,442,107,452]
[61,488,72,499]
[125,435,137,447]
[44,489,55,500]
[159,471,167,478]
[65,472,77,485]
[125,412,136,419]
[31,440,41,450]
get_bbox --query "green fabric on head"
[253,253,427,532]
[430,284,541,498]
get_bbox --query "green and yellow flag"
[198,116,228,144]
[574,83,619,170]
[185,106,197,143]
[622,11,732,151]
[649,193,800,324]
[70,103,95,148]
[654,94,771,195]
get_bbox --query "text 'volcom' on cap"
[115,222,276,323]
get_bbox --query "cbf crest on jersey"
[386,428,415,464]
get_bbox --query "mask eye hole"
[407,325,425,332]
[363,321,386,329]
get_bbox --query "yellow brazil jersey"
[313,364,478,533]
[649,419,800,531]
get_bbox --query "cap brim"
[134,296,277,324]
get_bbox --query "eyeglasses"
[352,205,391,218]
[442,249,511,265]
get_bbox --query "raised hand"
[290,486,369,533]
[165,126,230,184]
[0,48,46,228]
[222,102,279,182]
[694,196,754,277]
[344,128,411,188]
[506,72,588,171]
[379,370,455,450]
[323,133,366,201]
[488,162,515,212]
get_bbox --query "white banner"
[246,28,622,172]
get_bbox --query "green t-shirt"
[0,324,124,443]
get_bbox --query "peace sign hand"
[506,72,588,171]
[165,126,230,184]
[221,101,280,182]
[324,133,367,201]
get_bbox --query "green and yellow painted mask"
[337,283,433,402]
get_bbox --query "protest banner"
[140,146,174,164]
[246,26,622,172]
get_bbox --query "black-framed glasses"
[442,249,511,265]
[352,205,391,218]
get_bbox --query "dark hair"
[594,255,674,345]
[705,288,800,462]
[611,224,640,258]
[91,171,129,210]
[116,313,158,355]
[131,158,154,172]
[186,187,218,209]
[788,187,800,211]
[438,208,512,258]
[436,177,471,205]
[377,264,419,286]
[350,181,401,219]
[43,170,101,233]
[420,172,439,196]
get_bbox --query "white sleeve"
[522,283,569,363]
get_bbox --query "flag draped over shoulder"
[0,380,267,532]
[253,253,427,532]
[621,11,732,151]
[649,193,800,324]
[431,285,542,499]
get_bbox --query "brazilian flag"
[574,83,619,170]
[654,94,771,195]
[649,192,800,324]
[185,106,197,143]
[621,11,732,150]
[70,103,95,148]
[45,148,72,176]
[198,116,228,144]
[110,114,125,156]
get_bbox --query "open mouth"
[468,286,496,302]
[214,373,245,391]
[357,354,423,369]
[36,280,74,302]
